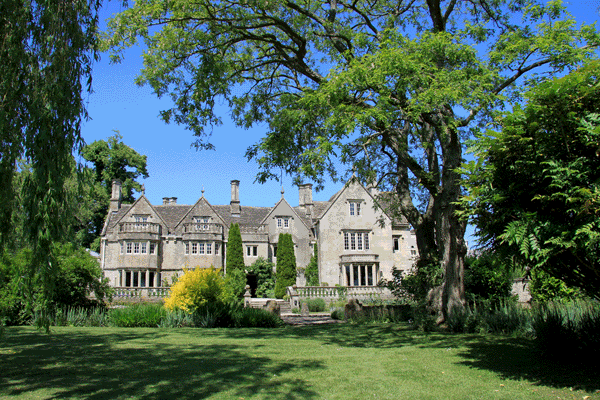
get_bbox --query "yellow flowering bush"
[164,267,232,313]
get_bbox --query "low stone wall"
[111,287,170,302]
[286,286,394,309]
[344,300,412,321]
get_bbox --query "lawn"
[0,324,598,399]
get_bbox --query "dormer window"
[277,217,290,228]
[193,216,210,230]
[349,201,361,216]
[134,215,148,228]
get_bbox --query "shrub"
[305,244,319,286]
[0,244,112,325]
[331,308,345,320]
[385,258,443,302]
[303,298,326,312]
[225,268,247,302]
[232,307,283,328]
[164,267,232,313]
[32,306,109,327]
[464,252,512,306]
[192,302,236,328]
[159,310,194,328]
[109,303,167,327]
[247,257,275,298]
[532,300,600,363]
[529,269,584,304]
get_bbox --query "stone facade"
[100,179,418,289]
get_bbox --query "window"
[273,245,277,258]
[206,243,212,255]
[393,237,400,253]
[126,242,132,254]
[344,232,370,251]
[345,264,378,287]
[277,217,290,228]
[134,215,148,229]
[199,242,205,255]
[185,242,189,255]
[192,242,198,254]
[410,246,417,256]
[215,243,220,255]
[141,242,147,254]
[247,245,258,257]
[193,216,210,230]
[120,242,124,254]
[150,242,156,255]
[349,201,361,216]
[134,242,140,254]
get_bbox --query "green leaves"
[464,61,600,298]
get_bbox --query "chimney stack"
[298,183,313,217]
[230,180,241,216]
[109,180,122,213]
[162,197,178,205]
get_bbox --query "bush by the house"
[109,303,167,327]
[0,244,112,325]
[302,298,326,312]
[247,257,275,298]
[164,267,232,313]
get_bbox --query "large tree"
[80,133,149,248]
[463,61,600,298]
[1,0,101,327]
[103,0,599,320]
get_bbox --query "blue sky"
[82,1,600,246]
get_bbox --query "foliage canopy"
[0,0,102,328]
[463,61,600,298]
[103,0,599,318]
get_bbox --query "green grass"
[1,324,598,399]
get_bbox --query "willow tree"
[103,0,599,320]
[1,0,101,326]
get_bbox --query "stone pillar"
[349,264,354,287]
[243,285,252,307]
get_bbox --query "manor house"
[100,179,418,290]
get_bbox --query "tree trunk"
[437,125,467,322]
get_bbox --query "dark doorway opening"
[246,273,258,297]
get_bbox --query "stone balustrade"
[119,222,161,234]
[112,287,170,299]
[286,285,394,309]
[183,223,223,234]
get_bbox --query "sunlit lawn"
[0,324,598,399]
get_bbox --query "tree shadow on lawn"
[223,323,600,393]
[0,327,322,399]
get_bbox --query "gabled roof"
[112,195,170,228]
[314,178,404,225]
[173,196,227,230]
[260,196,312,231]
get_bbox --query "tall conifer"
[226,223,244,274]
[305,243,319,286]
[274,233,296,298]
